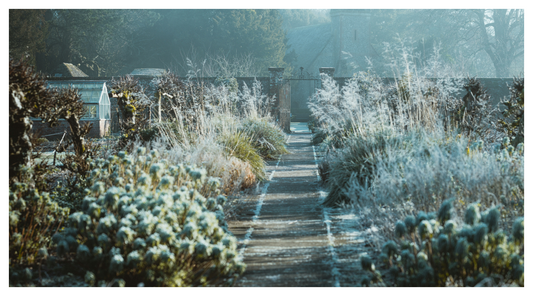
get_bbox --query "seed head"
[92,246,103,260]
[109,254,124,273]
[155,222,174,243]
[137,147,146,155]
[418,220,433,240]
[117,226,137,245]
[37,247,49,259]
[104,187,121,209]
[195,240,211,258]
[416,211,428,224]
[178,239,195,255]
[381,240,398,257]
[182,222,198,240]
[443,220,457,235]
[512,217,524,244]
[473,223,488,246]
[159,175,174,189]
[401,249,415,269]
[97,214,117,234]
[84,271,96,286]
[221,236,237,251]
[494,245,508,264]
[56,240,69,257]
[206,198,217,210]
[91,182,106,196]
[189,168,207,183]
[493,229,507,246]
[395,221,407,238]
[134,238,147,250]
[137,174,152,188]
[437,234,449,253]
[160,247,175,264]
[150,163,164,178]
[147,232,161,246]
[437,199,454,224]
[98,233,111,248]
[76,244,91,261]
[360,254,374,271]
[464,203,481,225]
[127,250,142,267]
[216,195,227,207]
[404,215,417,234]
[87,202,101,219]
[482,207,500,233]
[455,237,469,261]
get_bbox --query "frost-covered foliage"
[153,74,274,125]
[148,74,285,189]
[109,75,152,147]
[309,42,464,150]
[312,43,523,285]
[363,201,524,287]
[9,182,70,266]
[342,130,523,242]
[52,148,245,286]
[312,44,518,208]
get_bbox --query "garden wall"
[32,119,111,140]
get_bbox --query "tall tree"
[370,9,523,77]
[9,9,49,66]
[475,9,523,77]
[38,9,160,77]
[136,9,288,76]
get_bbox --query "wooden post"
[158,90,161,123]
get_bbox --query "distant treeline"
[10,9,523,78]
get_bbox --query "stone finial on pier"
[268,67,285,88]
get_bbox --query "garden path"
[228,123,377,287]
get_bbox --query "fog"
[10,9,524,78]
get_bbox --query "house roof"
[46,80,109,104]
[286,23,333,74]
[130,68,167,77]
[51,63,89,78]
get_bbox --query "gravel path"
[228,128,378,287]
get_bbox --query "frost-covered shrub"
[109,75,151,148]
[52,148,245,286]
[239,117,288,160]
[321,129,405,206]
[344,130,523,221]
[9,182,70,267]
[450,77,496,138]
[364,202,524,287]
[498,77,524,147]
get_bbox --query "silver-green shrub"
[52,148,244,286]
[362,202,524,287]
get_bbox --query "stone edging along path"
[228,128,379,287]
